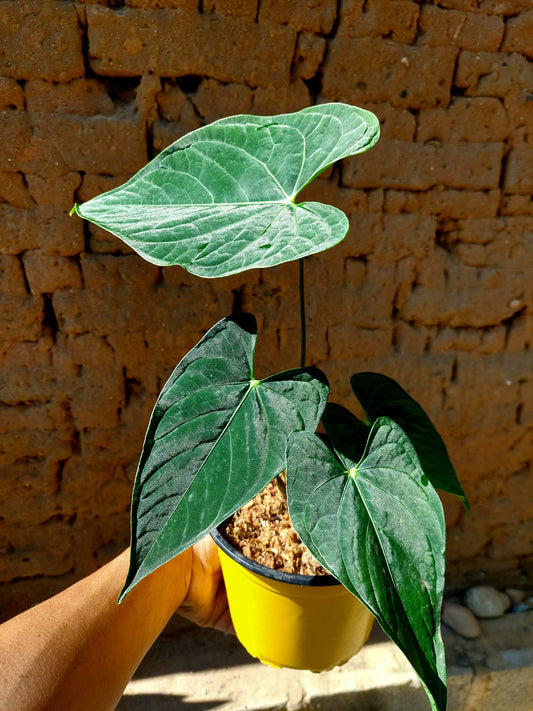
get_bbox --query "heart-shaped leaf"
[351,372,468,507]
[287,418,447,711]
[73,103,379,278]
[321,401,369,463]
[120,313,328,600]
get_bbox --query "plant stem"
[299,257,306,368]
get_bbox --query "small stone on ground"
[442,601,481,639]
[464,585,511,618]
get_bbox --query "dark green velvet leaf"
[287,419,447,711]
[74,103,379,278]
[120,313,328,600]
[321,402,369,463]
[351,372,468,507]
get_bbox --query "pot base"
[213,530,374,672]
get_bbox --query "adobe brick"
[0,518,74,582]
[327,322,393,362]
[1,110,147,177]
[502,9,533,58]
[29,113,147,178]
[50,285,148,337]
[0,402,67,437]
[87,5,295,87]
[432,326,482,355]
[135,283,232,344]
[0,205,41,253]
[0,255,27,296]
[338,0,419,44]
[338,212,436,262]
[392,321,436,355]
[60,452,133,519]
[77,174,128,203]
[209,0,258,18]
[430,325,507,356]
[417,98,509,143]
[455,238,530,272]
[135,72,161,121]
[490,521,533,559]
[293,33,326,82]
[384,188,500,220]
[24,79,115,115]
[455,50,533,98]
[505,311,532,353]
[343,138,503,191]
[449,216,533,250]
[0,110,33,172]
[0,0,84,81]
[504,145,533,194]
[22,253,83,295]
[64,332,124,429]
[0,458,60,525]
[191,79,253,123]
[491,0,533,15]
[42,211,86,258]
[161,98,201,136]
[0,171,35,209]
[0,78,24,110]
[396,257,526,329]
[417,6,504,52]
[0,336,53,369]
[26,173,82,210]
[363,102,416,141]
[125,0,198,7]
[307,258,394,330]
[435,0,532,12]
[297,179,382,218]
[258,0,337,34]
[156,82,187,122]
[80,254,160,288]
[500,194,533,216]
[0,370,60,425]
[322,38,458,109]
[0,204,84,257]
[104,330,155,390]
[505,86,533,147]
[0,293,44,341]
[447,354,530,434]
[71,513,131,582]
[252,80,311,115]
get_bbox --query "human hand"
[177,535,234,635]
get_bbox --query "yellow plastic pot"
[211,527,374,672]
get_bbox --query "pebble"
[442,601,481,639]
[464,585,511,618]
[505,588,526,606]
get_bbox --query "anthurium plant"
[73,103,467,711]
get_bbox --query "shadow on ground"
[132,617,389,679]
[131,627,253,678]
[116,694,227,710]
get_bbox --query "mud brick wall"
[0,0,532,619]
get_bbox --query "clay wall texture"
[0,0,532,620]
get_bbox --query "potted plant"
[72,103,467,711]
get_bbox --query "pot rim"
[211,524,341,587]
